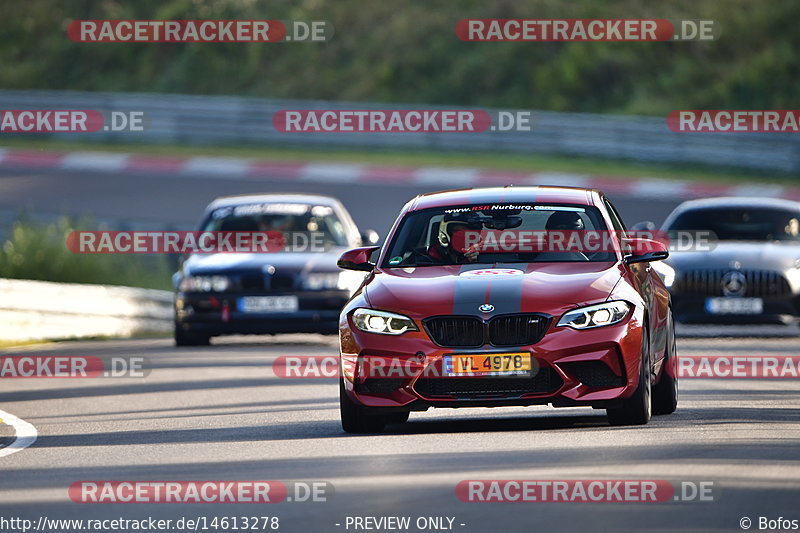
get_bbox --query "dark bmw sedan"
[661,197,800,325]
[173,194,374,345]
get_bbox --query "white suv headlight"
[352,308,418,335]
[557,301,630,329]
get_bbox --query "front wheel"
[174,322,211,347]
[340,378,387,433]
[607,329,652,426]
[652,313,678,415]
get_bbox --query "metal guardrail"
[0,89,797,172]
[0,278,172,342]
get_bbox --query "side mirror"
[623,238,669,264]
[338,246,380,272]
[360,229,380,245]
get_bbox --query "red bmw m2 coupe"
[337,186,677,432]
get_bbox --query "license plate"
[705,297,763,315]
[443,353,532,377]
[238,296,299,313]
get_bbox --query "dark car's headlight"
[304,271,366,294]
[557,301,630,329]
[304,273,340,290]
[179,275,231,292]
[352,308,418,335]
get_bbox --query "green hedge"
[3,0,798,115]
[0,216,174,290]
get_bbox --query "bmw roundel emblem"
[478,304,495,313]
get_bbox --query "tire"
[386,411,410,425]
[652,312,678,415]
[174,322,211,347]
[339,378,387,433]
[607,328,652,426]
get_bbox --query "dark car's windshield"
[382,203,615,267]
[202,202,349,249]
[667,207,800,242]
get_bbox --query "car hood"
[666,242,800,272]
[364,262,624,318]
[181,250,346,276]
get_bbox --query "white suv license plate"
[239,296,299,313]
[705,297,763,315]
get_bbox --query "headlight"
[304,272,340,290]
[179,275,230,292]
[557,301,630,329]
[352,308,418,335]
[303,271,366,293]
[651,261,675,288]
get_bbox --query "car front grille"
[676,269,792,297]
[424,314,550,347]
[413,365,562,399]
[424,317,485,347]
[235,272,297,292]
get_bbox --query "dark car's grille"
[561,361,625,388]
[271,273,296,291]
[414,365,562,399]
[424,314,550,347]
[234,272,297,292]
[676,269,792,297]
[240,274,265,291]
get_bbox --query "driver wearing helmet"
[538,210,589,261]
[428,214,482,263]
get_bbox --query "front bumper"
[175,290,349,335]
[340,311,644,410]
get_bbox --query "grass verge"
[0,215,174,290]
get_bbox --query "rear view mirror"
[338,246,380,272]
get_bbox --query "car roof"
[406,186,597,211]
[204,193,343,212]
[670,196,800,212]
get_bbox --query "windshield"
[382,203,616,267]
[667,207,800,242]
[202,203,349,249]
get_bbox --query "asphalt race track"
[1,166,800,532]
[1,333,799,532]
[0,166,681,234]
